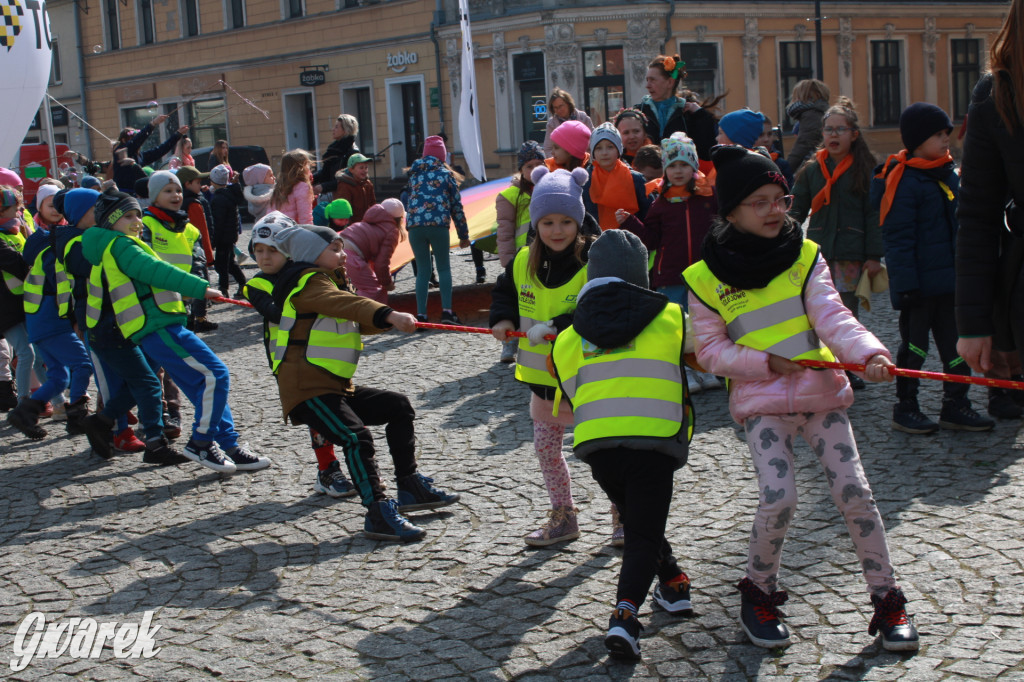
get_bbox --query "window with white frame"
[104,0,120,50]
[871,40,903,126]
[285,0,304,19]
[779,41,814,130]
[678,42,720,100]
[341,86,375,155]
[139,0,156,45]
[227,0,245,28]
[183,0,200,37]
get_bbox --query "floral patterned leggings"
[531,393,575,509]
[743,410,896,597]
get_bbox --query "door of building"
[400,82,424,167]
[514,53,547,145]
[283,92,317,152]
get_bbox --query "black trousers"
[190,262,209,320]
[895,293,969,402]
[289,387,417,506]
[588,448,682,609]
[214,244,246,295]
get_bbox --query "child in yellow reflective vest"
[684,145,918,652]
[549,229,693,661]
[250,220,460,542]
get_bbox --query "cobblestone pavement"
[2,240,1023,681]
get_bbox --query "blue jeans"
[408,225,453,315]
[3,323,48,400]
[90,342,164,440]
[30,332,93,404]
[139,324,238,448]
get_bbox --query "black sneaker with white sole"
[143,436,190,466]
[226,443,272,471]
[652,575,693,615]
[605,608,643,660]
[737,578,792,648]
[183,438,237,473]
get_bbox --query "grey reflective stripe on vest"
[4,273,23,292]
[515,222,529,241]
[519,315,541,332]
[515,347,549,372]
[115,302,145,328]
[574,397,683,423]
[158,252,193,267]
[561,358,681,400]
[725,296,808,341]
[152,290,183,306]
[109,281,135,301]
[23,272,44,306]
[307,346,361,365]
[762,329,823,358]
[312,316,359,336]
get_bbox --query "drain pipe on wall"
[664,0,676,54]
[430,0,447,135]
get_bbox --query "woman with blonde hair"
[785,79,831,171]
[313,113,361,197]
[542,88,595,157]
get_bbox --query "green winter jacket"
[81,227,210,344]
[790,156,883,263]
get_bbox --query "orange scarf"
[809,149,853,215]
[545,153,590,173]
[875,149,955,225]
[590,160,639,230]
[661,172,714,201]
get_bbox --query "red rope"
[214,296,254,308]
[414,321,555,340]
[798,359,1024,391]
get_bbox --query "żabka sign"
[300,70,326,87]
[387,51,418,73]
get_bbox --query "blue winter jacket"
[22,227,74,342]
[405,156,469,239]
[871,158,960,309]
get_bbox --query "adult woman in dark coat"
[111,114,187,195]
[312,113,360,197]
[955,0,1024,376]
[634,55,718,163]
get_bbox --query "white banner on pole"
[458,0,486,181]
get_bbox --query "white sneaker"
[686,368,702,394]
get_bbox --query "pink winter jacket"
[271,182,314,225]
[341,204,401,289]
[689,255,891,424]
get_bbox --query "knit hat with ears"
[529,166,589,227]
[712,144,789,219]
[549,120,591,160]
[422,136,447,161]
[589,121,623,157]
[516,140,544,170]
[900,102,954,155]
[661,132,699,171]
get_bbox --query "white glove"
[527,320,557,346]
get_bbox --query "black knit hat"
[712,144,789,218]
[900,102,953,155]
[94,188,141,231]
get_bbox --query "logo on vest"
[788,264,804,287]
[519,284,535,307]
[582,338,634,359]
[154,234,169,247]
[715,283,746,307]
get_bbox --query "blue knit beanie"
[62,188,101,226]
[718,110,767,149]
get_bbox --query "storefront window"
[583,47,624,127]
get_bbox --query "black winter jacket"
[312,136,359,196]
[955,73,1024,347]
[0,238,28,336]
[210,186,243,246]
[636,97,718,161]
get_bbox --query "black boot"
[988,387,1023,420]
[7,397,47,440]
[939,398,995,431]
[63,396,90,436]
[0,380,17,412]
[80,413,116,459]
[143,436,190,466]
[869,587,920,651]
[892,399,939,434]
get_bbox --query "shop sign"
[300,70,326,87]
[387,50,418,73]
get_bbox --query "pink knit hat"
[381,198,405,219]
[549,120,592,160]
[422,136,447,161]
[0,168,23,188]
[242,163,272,186]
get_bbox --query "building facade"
[74,0,1008,181]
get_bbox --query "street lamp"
[815,0,824,81]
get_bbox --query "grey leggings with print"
[743,409,896,597]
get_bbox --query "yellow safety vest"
[21,209,35,234]
[22,246,50,314]
[512,247,587,387]
[0,231,26,251]
[85,234,152,338]
[272,271,362,378]
[1,232,25,295]
[682,239,837,363]
[243,275,278,368]
[499,185,532,250]
[54,234,83,318]
[142,214,198,314]
[551,303,691,463]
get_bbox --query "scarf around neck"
[589,159,638,230]
[809,149,853,215]
[875,149,955,225]
[702,220,805,289]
